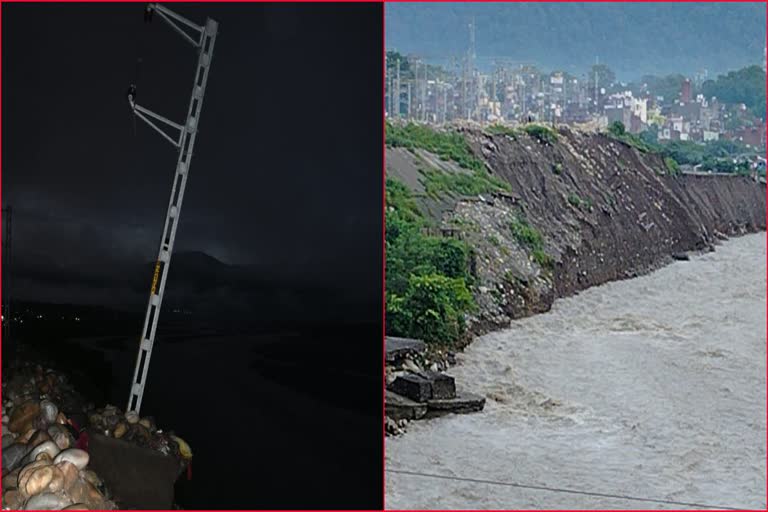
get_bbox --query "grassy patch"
[607,121,659,153]
[421,167,511,199]
[509,216,552,267]
[386,177,477,345]
[486,124,518,138]
[663,157,681,176]
[531,248,551,267]
[386,121,485,172]
[552,162,563,175]
[523,124,558,145]
[567,193,593,211]
[385,178,421,222]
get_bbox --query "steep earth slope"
[386,126,766,335]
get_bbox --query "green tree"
[639,74,688,101]
[385,177,478,345]
[702,65,766,119]
[388,274,474,345]
[608,121,626,136]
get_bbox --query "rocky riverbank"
[385,337,484,436]
[384,124,766,433]
[1,360,192,509]
[387,125,766,336]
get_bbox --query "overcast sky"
[3,3,382,298]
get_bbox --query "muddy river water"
[386,233,766,509]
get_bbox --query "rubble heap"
[2,364,116,510]
[1,362,193,510]
[385,337,485,436]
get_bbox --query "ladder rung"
[160,250,170,262]
[141,338,152,351]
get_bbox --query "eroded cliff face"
[386,127,766,335]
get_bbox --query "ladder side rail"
[153,24,217,316]
[160,23,217,270]
[128,19,217,413]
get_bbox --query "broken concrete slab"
[426,392,486,418]
[385,390,428,421]
[388,370,457,402]
[389,373,432,402]
[421,370,455,400]
[386,337,427,364]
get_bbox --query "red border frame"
[382,1,767,511]
[0,1,766,511]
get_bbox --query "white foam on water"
[386,233,767,510]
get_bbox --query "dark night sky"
[3,2,383,300]
[3,4,384,509]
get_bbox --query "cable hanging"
[386,469,745,510]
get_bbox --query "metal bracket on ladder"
[128,3,218,414]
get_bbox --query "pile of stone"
[87,406,192,474]
[2,361,193,509]
[2,365,116,510]
[385,337,485,436]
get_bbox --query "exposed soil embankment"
[386,126,766,336]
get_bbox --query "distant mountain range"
[9,250,378,326]
[385,3,766,80]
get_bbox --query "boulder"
[27,430,52,450]
[57,461,80,491]
[39,400,58,426]
[2,443,29,472]
[24,491,72,510]
[2,467,21,490]
[24,440,60,465]
[9,401,40,434]
[18,428,37,444]
[113,422,128,439]
[389,374,432,402]
[54,449,89,470]
[422,370,456,399]
[67,478,105,510]
[2,489,23,509]
[2,434,17,449]
[18,460,55,497]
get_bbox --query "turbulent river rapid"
[386,233,766,509]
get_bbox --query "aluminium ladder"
[127,3,218,414]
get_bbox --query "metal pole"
[407,82,411,119]
[127,5,218,414]
[395,58,401,119]
[2,206,12,348]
